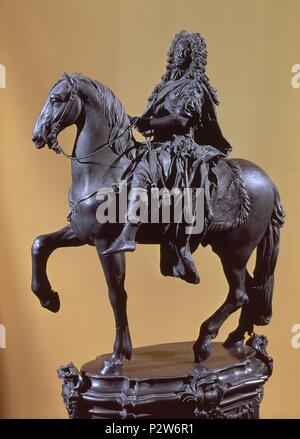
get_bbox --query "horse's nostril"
[32,132,46,148]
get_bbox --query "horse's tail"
[246,185,285,326]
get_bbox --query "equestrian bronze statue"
[31,31,285,375]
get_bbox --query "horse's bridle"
[48,78,79,155]
[47,77,136,162]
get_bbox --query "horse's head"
[33,72,135,161]
[32,73,83,151]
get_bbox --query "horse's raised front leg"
[193,252,249,362]
[95,239,132,375]
[31,224,84,312]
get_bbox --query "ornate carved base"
[58,338,272,419]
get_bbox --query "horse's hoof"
[100,357,123,376]
[124,348,132,361]
[40,290,60,313]
[223,333,245,349]
[193,340,213,363]
[223,338,244,350]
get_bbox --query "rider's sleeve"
[177,82,204,125]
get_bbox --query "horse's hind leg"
[31,224,84,312]
[193,250,250,362]
[95,239,132,375]
[223,272,255,348]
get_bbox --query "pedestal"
[58,336,272,419]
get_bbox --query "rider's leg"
[102,191,143,255]
[102,157,154,255]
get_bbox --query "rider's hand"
[133,117,152,133]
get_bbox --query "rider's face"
[173,40,191,70]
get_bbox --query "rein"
[52,123,134,162]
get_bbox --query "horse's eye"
[51,95,62,104]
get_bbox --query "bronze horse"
[31,73,284,374]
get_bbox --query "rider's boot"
[102,221,140,255]
[102,191,144,255]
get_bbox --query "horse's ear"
[63,72,74,85]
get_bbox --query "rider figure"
[103,30,232,282]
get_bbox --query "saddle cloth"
[208,159,250,232]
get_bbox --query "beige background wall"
[0,0,299,418]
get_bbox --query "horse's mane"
[55,73,134,157]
